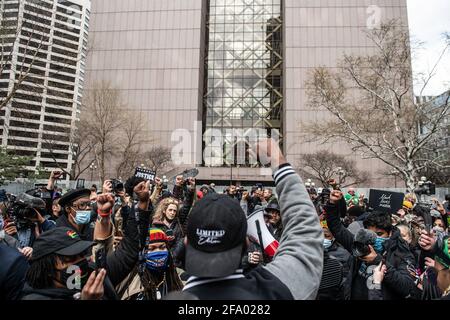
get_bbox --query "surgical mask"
[74,210,91,225]
[323,239,333,250]
[59,259,91,290]
[145,251,169,272]
[433,226,445,233]
[374,237,388,253]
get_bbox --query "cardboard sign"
[369,189,405,213]
[134,167,156,181]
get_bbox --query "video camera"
[111,179,124,193]
[2,193,46,229]
[352,229,377,258]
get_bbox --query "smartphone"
[95,247,107,271]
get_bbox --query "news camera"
[2,193,46,229]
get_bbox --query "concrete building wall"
[85,0,411,186]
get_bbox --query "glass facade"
[203,0,283,166]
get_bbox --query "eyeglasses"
[71,201,92,210]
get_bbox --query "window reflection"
[203,0,283,166]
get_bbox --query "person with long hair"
[115,228,183,300]
[152,178,195,263]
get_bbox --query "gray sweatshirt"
[184,163,324,300]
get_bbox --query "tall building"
[0,0,90,175]
[86,0,410,186]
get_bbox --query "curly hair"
[363,211,393,233]
[153,197,180,222]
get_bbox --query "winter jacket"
[0,243,29,300]
[56,214,94,241]
[152,186,194,247]
[325,200,418,300]
[183,163,324,300]
[316,251,344,300]
[21,206,151,300]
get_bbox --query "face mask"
[433,226,445,233]
[74,210,91,225]
[145,251,169,272]
[373,237,388,253]
[59,259,91,290]
[323,239,333,250]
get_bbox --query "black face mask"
[58,259,91,291]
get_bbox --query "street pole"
[230,165,233,186]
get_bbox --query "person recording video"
[324,190,419,300]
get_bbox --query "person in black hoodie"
[21,181,152,300]
[325,190,419,300]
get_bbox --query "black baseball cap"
[185,193,247,278]
[58,189,91,209]
[31,227,94,261]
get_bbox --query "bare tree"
[115,112,151,179]
[305,20,450,191]
[144,146,173,173]
[297,150,370,188]
[82,81,123,183]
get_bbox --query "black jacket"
[0,244,29,300]
[152,187,194,257]
[325,201,418,300]
[21,206,151,300]
[56,214,95,241]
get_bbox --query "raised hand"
[97,194,114,217]
[81,269,106,300]
[102,180,112,194]
[329,190,343,204]
[134,180,150,203]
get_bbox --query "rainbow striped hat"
[148,228,168,244]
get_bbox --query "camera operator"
[2,193,56,253]
[325,190,419,300]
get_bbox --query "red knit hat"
[148,228,168,244]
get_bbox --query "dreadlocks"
[26,253,59,289]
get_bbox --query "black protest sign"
[369,189,405,213]
[134,167,156,181]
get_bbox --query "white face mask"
[323,239,333,249]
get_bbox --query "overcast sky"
[407,0,450,96]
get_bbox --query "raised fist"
[329,190,343,204]
[134,181,150,203]
[97,194,114,217]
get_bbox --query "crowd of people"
[0,139,449,300]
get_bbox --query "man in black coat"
[325,190,419,300]
[56,189,95,241]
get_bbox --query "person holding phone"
[325,190,419,300]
